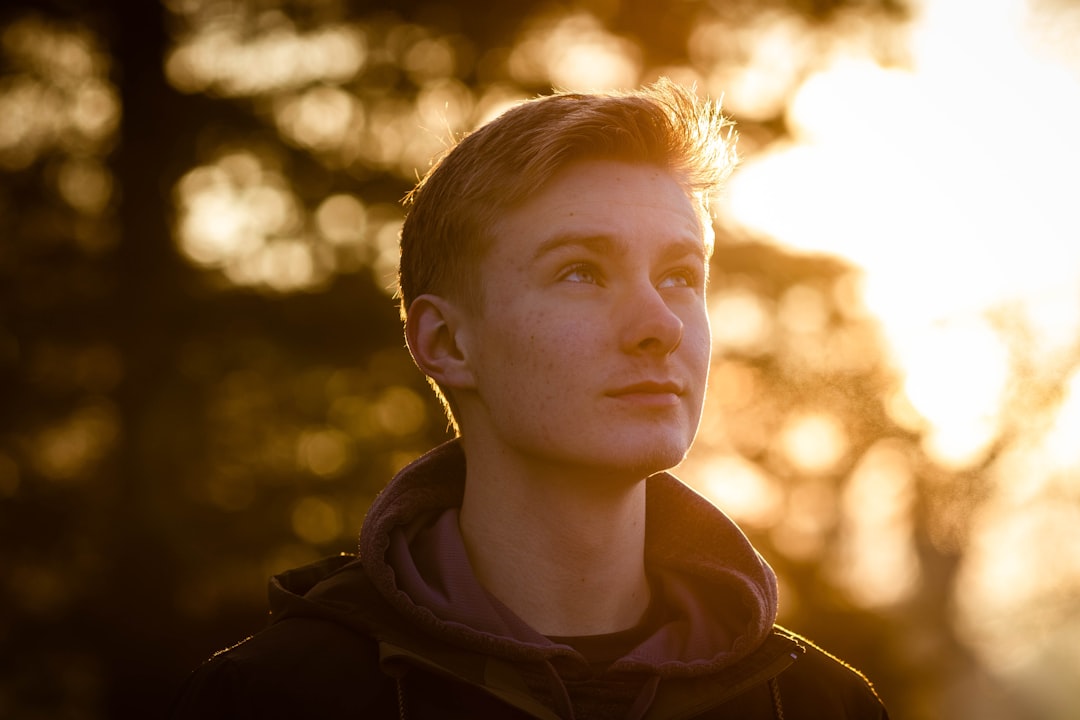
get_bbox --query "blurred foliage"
[1,1,1074,719]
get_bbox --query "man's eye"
[560,264,600,284]
[658,269,698,289]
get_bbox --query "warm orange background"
[1,1,1078,718]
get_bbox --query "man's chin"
[589,440,692,481]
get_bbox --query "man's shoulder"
[773,626,888,719]
[171,616,391,718]
[223,614,380,669]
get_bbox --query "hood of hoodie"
[269,440,779,682]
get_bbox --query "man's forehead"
[477,160,714,265]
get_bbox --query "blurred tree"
[1,0,1064,719]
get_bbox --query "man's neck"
[457,451,651,638]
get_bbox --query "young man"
[173,81,889,719]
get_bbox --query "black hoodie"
[172,441,888,719]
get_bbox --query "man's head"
[398,80,737,435]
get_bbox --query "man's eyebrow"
[530,233,706,263]
[530,233,619,262]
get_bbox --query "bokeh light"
[507,10,642,91]
[0,15,119,170]
[296,427,351,478]
[833,440,919,607]
[291,495,344,545]
[172,149,410,293]
[714,0,1080,711]
[709,286,774,355]
[777,409,849,476]
[689,11,815,121]
[29,400,120,483]
[164,14,366,97]
[174,150,321,291]
[700,454,784,528]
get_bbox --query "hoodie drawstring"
[395,673,409,720]
[769,676,785,720]
[537,660,576,719]
[626,674,661,720]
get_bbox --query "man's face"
[453,160,712,481]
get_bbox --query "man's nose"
[618,282,684,355]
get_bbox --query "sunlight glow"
[507,11,641,91]
[274,85,358,154]
[955,496,1080,720]
[709,359,760,411]
[701,455,784,528]
[56,157,113,216]
[166,16,366,97]
[415,78,475,137]
[366,205,408,294]
[771,478,836,562]
[161,5,483,288]
[709,287,774,355]
[474,83,532,126]
[400,35,458,82]
[1041,369,1080,472]
[777,284,829,335]
[893,319,1010,468]
[0,15,118,170]
[174,151,336,292]
[777,410,849,475]
[720,0,1080,702]
[833,440,919,607]
[723,1,1080,471]
[315,194,367,246]
[689,12,813,121]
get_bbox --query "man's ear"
[405,294,476,390]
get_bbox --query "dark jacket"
[172,441,888,719]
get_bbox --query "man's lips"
[606,380,683,397]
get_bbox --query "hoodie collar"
[354,440,779,676]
